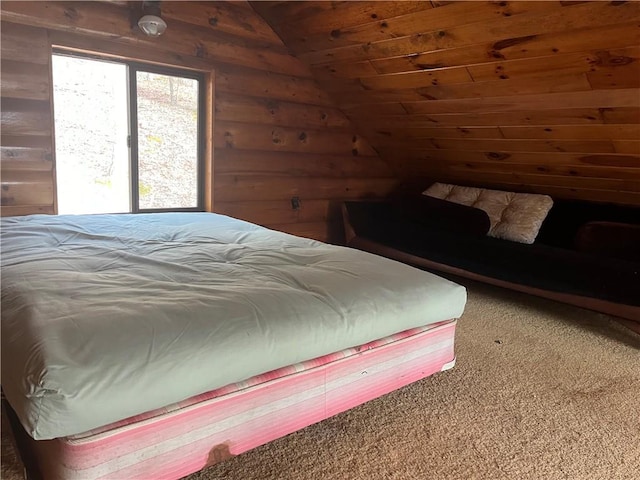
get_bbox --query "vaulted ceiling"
[252,1,640,205]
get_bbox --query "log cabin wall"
[1,22,57,216]
[0,1,397,242]
[252,1,640,206]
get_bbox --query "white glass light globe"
[138,15,167,37]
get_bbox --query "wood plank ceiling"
[252,1,640,205]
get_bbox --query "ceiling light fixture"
[138,1,167,37]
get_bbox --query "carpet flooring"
[2,281,639,480]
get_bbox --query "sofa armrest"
[342,202,357,244]
[574,221,640,262]
[342,201,396,245]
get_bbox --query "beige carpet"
[3,281,639,480]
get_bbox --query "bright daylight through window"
[52,53,203,214]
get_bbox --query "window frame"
[51,49,207,214]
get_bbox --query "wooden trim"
[48,30,213,72]
[204,70,215,212]
[346,236,640,324]
[615,319,640,336]
[46,32,57,215]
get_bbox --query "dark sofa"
[342,193,640,332]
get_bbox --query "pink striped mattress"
[23,319,457,480]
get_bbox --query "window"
[52,53,205,214]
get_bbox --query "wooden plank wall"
[1,22,57,216]
[253,1,640,205]
[0,1,397,241]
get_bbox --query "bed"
[1,212,466,479]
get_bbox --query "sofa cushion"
[574,221,640,262]
[392,194,491,237]
[423,183,553,244]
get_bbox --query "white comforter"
[1,213,466,440]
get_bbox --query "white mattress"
[1,213,466,440]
